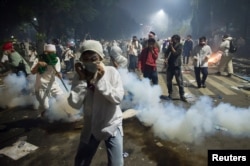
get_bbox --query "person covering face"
[68,40,125,166]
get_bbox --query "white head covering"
[44,44,56,52]
[81,40,105,60]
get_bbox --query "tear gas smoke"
[0,73,82,122]
[0,73,38,108]
[118,68,250,144]
[48,94,82,123]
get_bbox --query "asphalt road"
[0,58,250,166]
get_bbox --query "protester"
[142,31,161,51]
[2,41,31,76]
[216,34,234,77]
[0,53,10,75]
[127,36,142,72]
[62,45,75,73]
[138,38,159,85]
[28,46,37,66]
[52,38,63,62]
[164,35,187,102]
[182,35,193,65]
[192,36,212,88]
[68,40,124,166]
[110,41,128,69]
[162,37,171,54]
[31,44,64,117]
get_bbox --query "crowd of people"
[0,31,239,165]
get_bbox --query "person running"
[31,44,63,117]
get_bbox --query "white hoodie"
[110,43,128,68]
[68,65,124,143]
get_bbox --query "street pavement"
[0,59,250,166]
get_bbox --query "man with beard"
[164,34,187,102]
[192,36,212,88]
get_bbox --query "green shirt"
[9,51,31,74]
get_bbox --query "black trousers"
[166,66,185,97]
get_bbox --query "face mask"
[82,61,99,74]
[199,41,206,46]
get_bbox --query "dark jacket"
[165,43,183,69]
[183,39,193,56]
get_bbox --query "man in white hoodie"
[110,41,128,69]
[217,34,234,77]
[68,40,125,166]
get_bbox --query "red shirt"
[138,47,159,72]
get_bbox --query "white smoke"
[118,68,250,144]
[0,73,82,122]
[47,94,82,123]
[0,73,38,108]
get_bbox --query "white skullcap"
[44,44,56,52]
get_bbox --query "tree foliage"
[0,0,120,40]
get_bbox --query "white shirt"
[68,65,124,142]
[127,41,142,56]
[31,57,61,90]
[219,37,232,56]
[1,54,8,63]
[192,45,212,67]
[63,48,74,61]
[110,44,128,68]
[29,50,37,62]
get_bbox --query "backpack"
[229,40,237,53]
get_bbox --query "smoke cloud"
[0,73,81,122]
[119,68,250,144]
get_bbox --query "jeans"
[194,67,208,86]
[166,66,185,97]
[75,129,124,166]
[64,60,72,72]
[143,65,158,85]
[183,55,189,64]
[128,54,138,71]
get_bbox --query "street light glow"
[148,9,169,38]
[157,9,165,17]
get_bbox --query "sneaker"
[201,84,206,88]
[180,96,187,102]
[197,85,201,88]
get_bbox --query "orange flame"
[208,52,222,66]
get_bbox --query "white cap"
[44,44,56,52]
[81,40,105,60]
